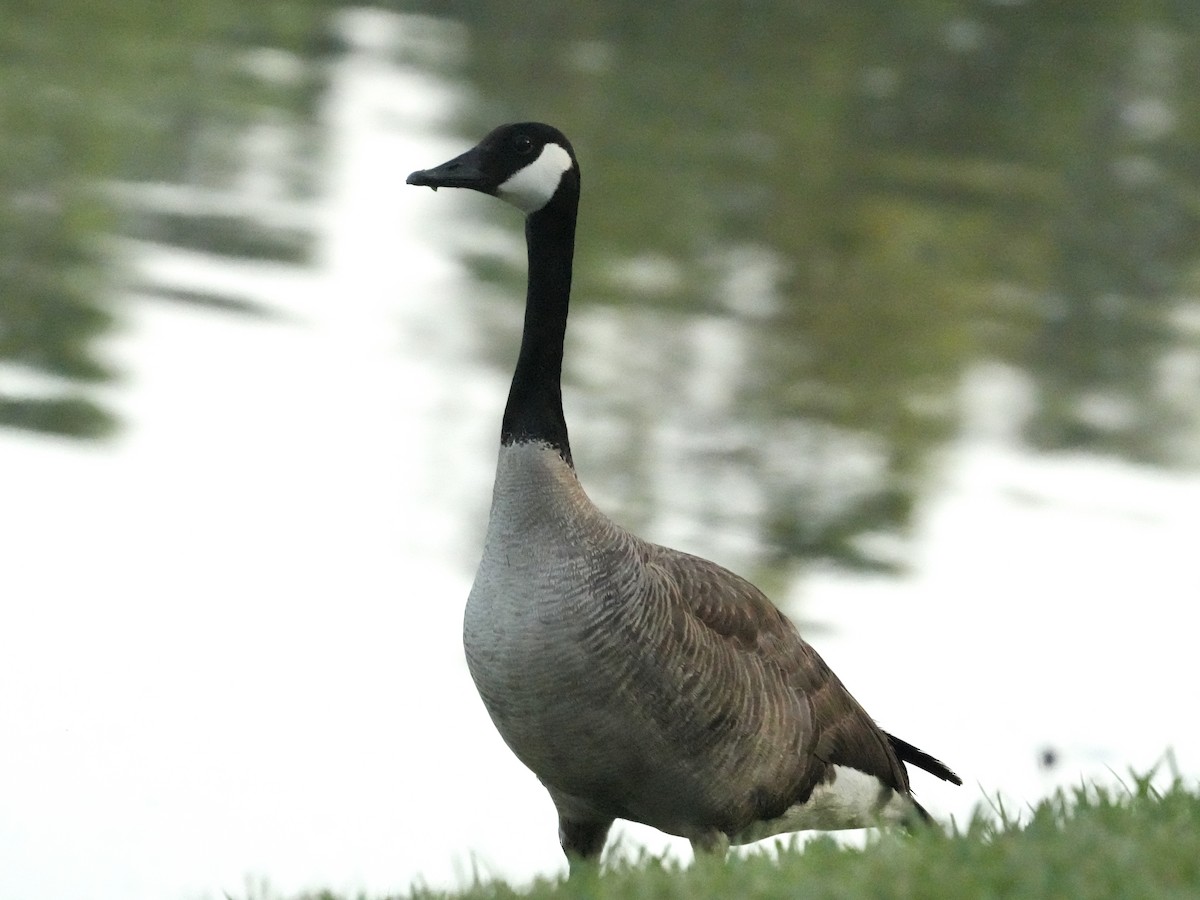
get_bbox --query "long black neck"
[500,190,578,467]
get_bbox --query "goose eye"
[514,134,534,155]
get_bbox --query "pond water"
[2,6,1199,900]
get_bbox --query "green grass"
[286,774,1200,900]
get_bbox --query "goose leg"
[559,816,613,869]
[690,830,730,860]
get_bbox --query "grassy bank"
[294,775,1200,900]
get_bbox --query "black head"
[407,123,578,215]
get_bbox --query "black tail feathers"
[885,731,963,786]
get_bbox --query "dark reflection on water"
[4,2,1199,571]
[404,0,1200,570]
[0,3,335,437]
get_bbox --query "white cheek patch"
[497,143,574,213]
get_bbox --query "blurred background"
[2,3,1199,899]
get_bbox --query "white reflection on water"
[1,10,1198,900]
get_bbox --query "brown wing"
[641,543,911,803]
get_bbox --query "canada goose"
[407,123,961,864]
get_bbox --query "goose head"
[407,122,578,215]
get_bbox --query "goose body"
[408,123,960,862]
